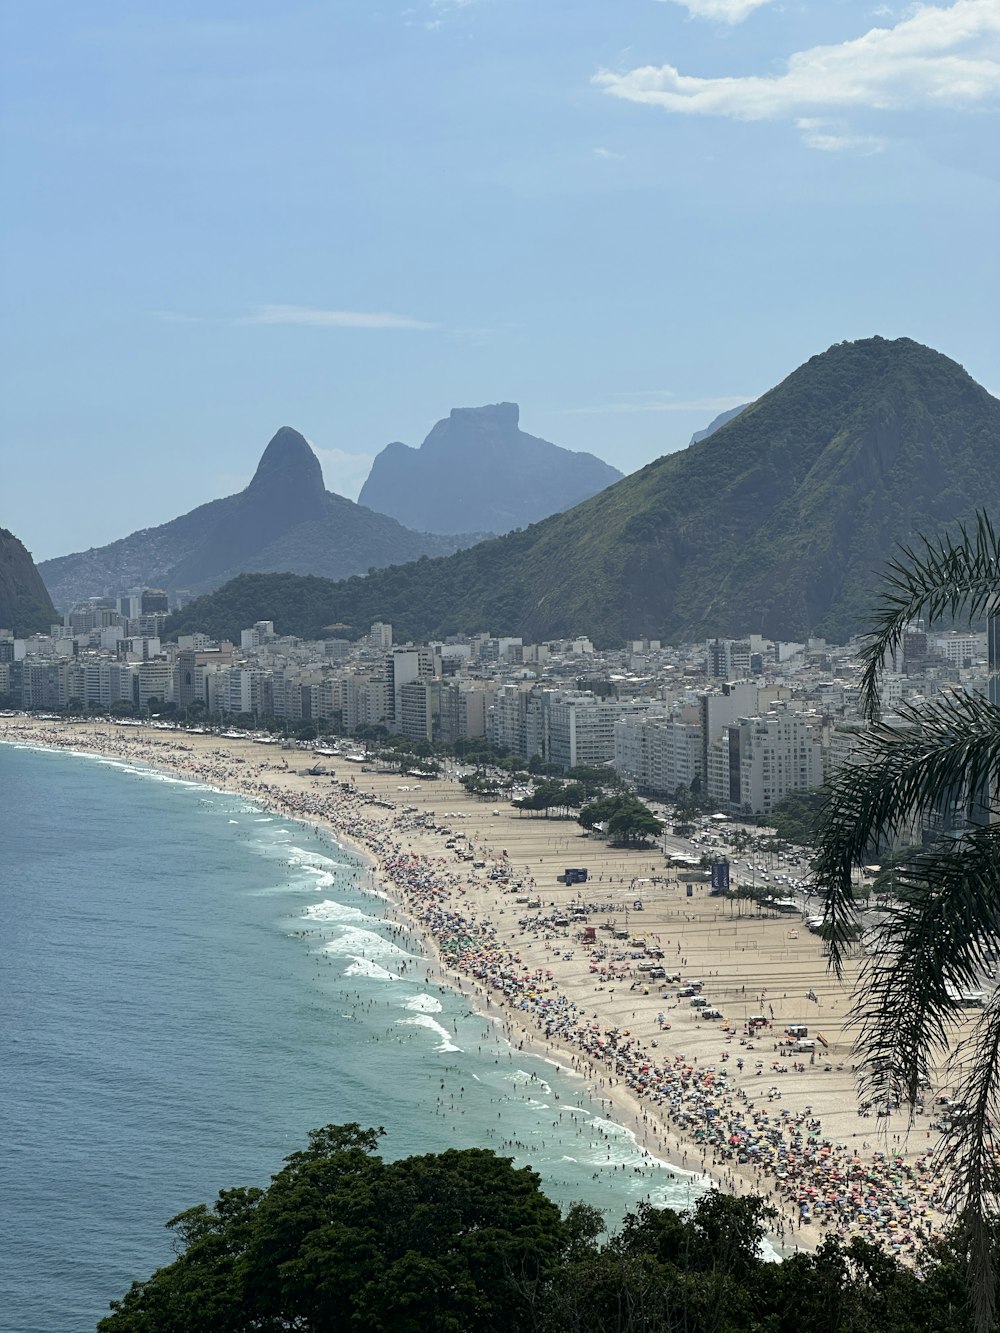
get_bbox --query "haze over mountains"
[38,429,485,612]
[0,529,57,636]
[167,338,1000,647]
[688,404,751,445]
[358,402,622,535]
[39,409,624,611]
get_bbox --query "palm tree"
[815,512,1000,1332]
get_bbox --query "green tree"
[99,1125,571,1333]
[513,779,579,817]
[768,789,826,847]
[578,794,663,846]
[814,512,1000,1333]
[607,805,663,847]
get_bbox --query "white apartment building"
[386,648,433,733]
[370,622,393,651]
[707,708,824,815]
[218,667,266,716]
[546,692,655,770]
[398,679,435,743]
[438,682,489,743]
[614,707,703,795]
[931,631,985,668]
[343,674,388,732]
[241,621,276,651]
[133,659,173,709]
[487,682,536,756]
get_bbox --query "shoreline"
[2,716,956,1256]
[3,728,703,1193]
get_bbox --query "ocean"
[0,741,704,1333]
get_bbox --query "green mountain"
[166,338,1000,646]
[38,428,483,611]
[0,528,58,635]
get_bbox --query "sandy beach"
[2,714,961,1257]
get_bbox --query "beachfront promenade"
[3,717,958,1254]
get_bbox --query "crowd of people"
[3,719,951,1254]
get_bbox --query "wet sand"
[3,715,960,1255]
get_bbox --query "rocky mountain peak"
[248,426,326,503]
[358,403,621,535]
[446,402,520,431]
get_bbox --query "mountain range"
[166,337,1000,647]
[357,402,622,534]
[38,429,485,612]
[0,529,57,636]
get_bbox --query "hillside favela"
[3,6,999,1333]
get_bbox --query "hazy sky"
[3,0,998,559]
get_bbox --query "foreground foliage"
[99,1125,986,1332]
[816,512,1000,1333]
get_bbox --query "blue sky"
[3,0,998,559]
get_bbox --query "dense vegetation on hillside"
[0,527,57,635]
[167,339,1000,647]
[98,1124,983,1332]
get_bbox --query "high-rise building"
[140,589,170,614]
[545,692,655,770]
[386,647,433,731]
[706,638,751,680]
[370,622,393,651]
[706,708,823,816]
[613,708,703,795]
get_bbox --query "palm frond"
[938,992,1000,1333]
[858,511,1000,721]
[849,832,1000,1111]
[816,692,1000,975]
[816,510,1000,1333]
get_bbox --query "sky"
[2,0,998,560]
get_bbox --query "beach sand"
[3,715,961,1256]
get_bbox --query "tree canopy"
[97,1125,988,1332]
[579,794,664,846]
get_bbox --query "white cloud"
[156,305,438,330]
[796,118,888,152]
[657,0,775,22]
[239,304,438,331]
[310,445,377,501]
[592,145,625,159]
[595,0,1000,123]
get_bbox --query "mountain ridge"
[357,402,622,535]
[0,528,58,635]
[165,338,1000,646]
[38,428,485,611]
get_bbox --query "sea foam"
[397,1013,462,1052]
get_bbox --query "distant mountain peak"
[447,402,520,429]
[175,337,1000,648]
[248,426,325,501]
[688,403,751,446]
[358,403,622,535]
[38,426,481,610]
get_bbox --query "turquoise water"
[0,742,703,1333]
